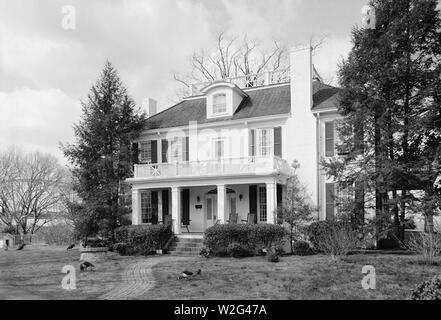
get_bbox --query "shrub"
[114,225,172,255]
[226,242,256,258]
[306,221,333,250]
[406,232,441,265]
[38,224,74,246]
[204,224,287,257]
[410,275,441,300]
[292,240,312,256]
[307,221,359,259]
[112,242,128,255]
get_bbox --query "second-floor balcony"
[133,156,294,180]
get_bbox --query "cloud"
[0,87,81,162]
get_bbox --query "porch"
[131,180,284,234]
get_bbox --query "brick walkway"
[99,256,186,300]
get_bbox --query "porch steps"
[168,235,204,256]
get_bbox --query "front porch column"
[217,184,226,224]
[132,188,142,225]
[171,186,181,234]
[266,182,276,224]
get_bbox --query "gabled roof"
[143,81,341,130]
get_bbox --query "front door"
[205,195,217,228]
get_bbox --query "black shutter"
[161,139,168,163]
[274,127,282,157]
[325,122,335,157]
[132,142,139,164]
[325,183,335,221]
[184,136,189,161]
[249,185,257,219]
[181,189,190,226]
[151,140,158,164]
[151,191,158,224]
[277,184,283,208]
[250,130,255,157]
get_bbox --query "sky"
[0,0,369,163]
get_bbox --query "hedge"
[203,224,287,257]
[410,275,441,300]
[114,225,172,255]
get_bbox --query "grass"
[147,254,441,300]
[0,245,145,300]
[1,245,440,300]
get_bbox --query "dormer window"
[201,81,248,120]
[213,93,227,115]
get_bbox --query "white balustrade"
[133,156,293,179]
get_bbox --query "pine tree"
[62,62,146,240]
[324,0,441,239]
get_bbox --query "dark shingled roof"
[311,81,341,112]
[144,81,340,130]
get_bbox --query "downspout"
[315,112,321,220]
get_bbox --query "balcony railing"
[189,68,290,96]
[133,156,293,179]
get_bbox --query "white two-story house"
[126,45,342,234]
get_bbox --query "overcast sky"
[0,0,369,162]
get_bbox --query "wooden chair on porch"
[241,213,256,224]
[226,213,238,224]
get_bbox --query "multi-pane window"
[213,138,225,160]
[336,181,355,214]
[169,138,182,162]
[141,191,153,223]
[259,186,267,222]
[140,141,152,163]
[325,121,335,157]
[213,93,227,114]
[257,129,274,157]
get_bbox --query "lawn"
[0,245,145,300]
[147,254,440,300]
[0,245,439,300]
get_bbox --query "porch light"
[197,196,201,203]
[239,194,243,201]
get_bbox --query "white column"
[266,182,276,224]
[132,188,142,225]
[171,187,181,234]
[158,190,163,223]
[217,184,226,224]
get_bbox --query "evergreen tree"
[324,0,441,239]
[62,62,146,240]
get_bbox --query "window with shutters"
[257,128,274,157]
[325,121,335,157]
[139,141,152,163]
[141,191,153,223]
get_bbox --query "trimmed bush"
[114,225,172,255]
[410,275,441,300]
[227,242,256,258]
[204,224,287,257]
[292,240,312,256]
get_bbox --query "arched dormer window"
[213,93,227,115]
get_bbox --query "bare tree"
[0,148,68,235]
[173,32,288,95]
